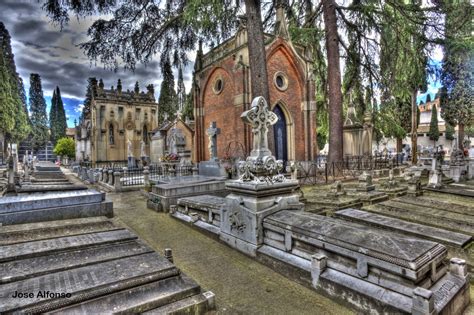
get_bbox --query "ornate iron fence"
[122,167,144,186]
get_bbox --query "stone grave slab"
[18,184,87,193]
[174,195,226,234]
[148,176,227,212]
[0,189,113,226]
[364,200,474,236]
[0,217,215,314]
[259,210,470,314]
[425,183,474,198]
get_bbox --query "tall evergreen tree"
[177,65,186,113]
[428,104,440,145]
[29,74,49,150]
[83,77,97,120]
[182,91,194,121]
[50,86,67,144]
[0,51,16,137]
[440,0,473,149]
[158,57,177,123]
[0,22,30,146]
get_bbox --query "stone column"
[114,170,122,192]
[98,168,103,182]
[108,169,114,186]
[103,168,109,183]
[143,166,150,187]
[412,287,434,315]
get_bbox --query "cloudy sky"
[0,0,194,127]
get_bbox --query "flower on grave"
[160,153,180,162]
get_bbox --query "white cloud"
[74,104,84,113]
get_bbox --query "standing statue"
[140,140,146,157]
[206,122,220,160]
[127,139,133,157]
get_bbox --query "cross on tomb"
[241,96,278,159]
[207,121,220,160]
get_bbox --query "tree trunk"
[410,88,418,164]
[458,123,464,150]
[322,0,343,164]
[396,138,403,153]
[244,0,275,154]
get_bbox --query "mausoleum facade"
[75,79,159,163]
[192,7,317,162]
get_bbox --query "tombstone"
[199,122,226,177]
[357,171,375,192]
[407,174,423,196]
[449,137,467,182]
[427,153,444,189]
[220,96,303,256]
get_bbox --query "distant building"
[65,128,75,140]
[75,79,159,163]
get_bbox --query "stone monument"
[198,122,226,177]
[449,137,467,182]
[220,97,303,256]
[127,138,136,168]
[427,151,444,189]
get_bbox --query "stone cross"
[241,96,278,159]
[207,121,220,160]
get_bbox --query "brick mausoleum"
[192,7,317,162]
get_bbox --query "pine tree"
[158,57,177,123]
[29,74,49,150]
[440,0,473,149]
[428,104,439,145]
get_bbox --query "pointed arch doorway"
[273,105,288,162]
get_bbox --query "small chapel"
[192,5,317,163]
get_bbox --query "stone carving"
[229,211,246,233]
[140,140,146,157]
[206,122,220,160]
[327,181,345,197]
[241,96,278,160]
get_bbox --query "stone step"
[0,217,120,245]
[0,240,153,284]
[0,252,178,314]
[0,229,136,262]
[18,184,87,193]
[143,291,212,314]
[0,201,113,226]
[335,209,472,248]
[0,190,105,213]
[46,274,202,314]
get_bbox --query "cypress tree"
[0,51,16,136]
[83,77,97,120]
[445,123,455,140]
[177,65,186,113]
[158,57,177,123]
[182,91,194,121]
[428,104,440,145]
[56,86,67,140]
[29,74,49,150]
[49,88,58,143]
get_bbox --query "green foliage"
[50,86,67,144]
[0,23,30,143]
[29,73,50,150]
[158,57,177,123]
[445,123,455,140]
[182,91,194,121]
[428,105,439,143]
[440,0,473,131]
[53,137,75,159]
[0,52,16,135]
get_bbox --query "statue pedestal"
[220,179,303,256]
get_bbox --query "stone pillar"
[99,168,104,182]
[108,169,114,186]
[143,166,150,187]
[450,258,469,281]
[412,287,435,315]
[311,253,327,288]
[192,166,199,176]
[103,168,109,183]
[468,158,474,180]
[114,170,122,192]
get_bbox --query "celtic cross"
[241,96,278,159]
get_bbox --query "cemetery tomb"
[0,217,215,314]
[259,210,470,314]
[303,182,363,215]
[0,190,113,225]
[148,175,227,212]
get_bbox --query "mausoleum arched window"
[109,123,114,145]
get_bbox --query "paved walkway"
[106,191,352,315]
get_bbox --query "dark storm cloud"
[0,0,193,101]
